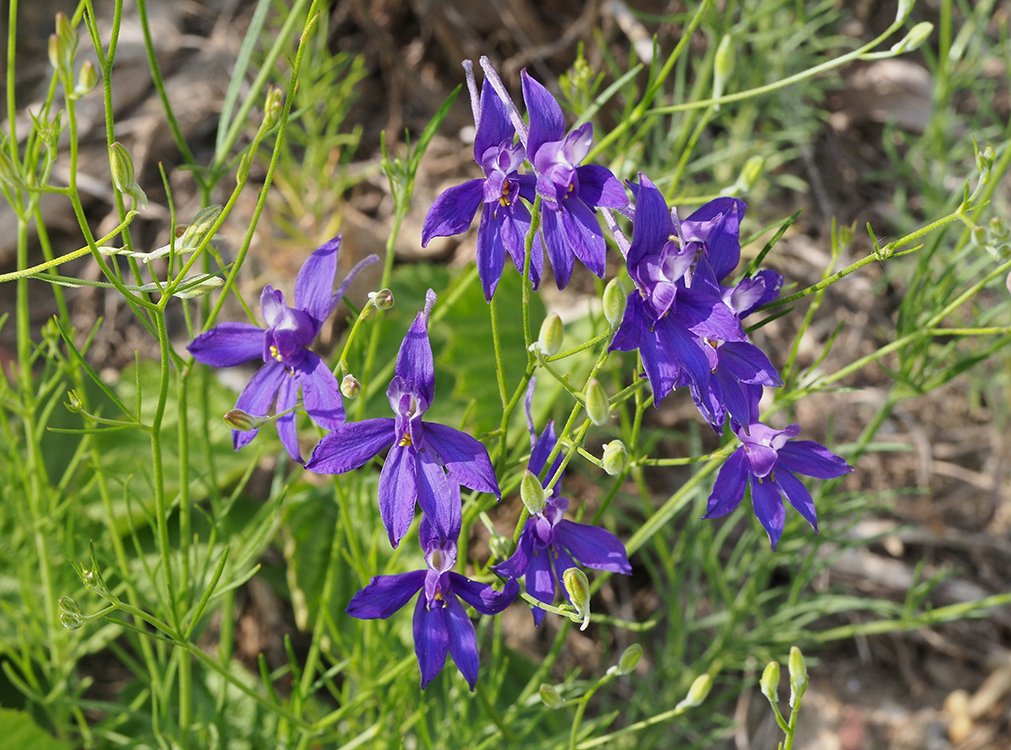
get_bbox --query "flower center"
[269,345,283,363]
[399,434,412,447]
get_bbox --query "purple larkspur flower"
[346,518,517,690]
[494,384,630,625]
[421,74,542,300]
[686,339,781,432]
[521,71,628,289]
[704,421,852,549]
[609,175,747,403]
[306,289,500,547]
[188,236,375,463]
[722,269,783,319]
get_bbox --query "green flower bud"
[537,312,563,356]
[261,86,283,132]
[60,611,83,630]
[562,567,591,631]
[109,142,147,210]
[890,22,934,54]
[739,155,765,191]
[520,470,546,515]
[675,674,714,711]
[978,145,996,173]
[340,374,362,399]
[58,596,81,617]
[488,534,511,561]
[760,660,780,705]
[585,378,609,426]
[617,644,643,675]
[713,34,734,105]
[369,288,394,310]
[50,13,78,78]
[601,439,629,476]
[602,278,627,329]
[788,646,808,708]
[65,389,84,414]
[539,683,563,708]
[74,60,98,97]
[223,409,266,431]
[48,35,60,72]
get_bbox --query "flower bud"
[675,674,714,711]
[977,145,996,172]
[58,596,81,617]
[539,683,563,708]
[585,378,609,426]
[601,439,629,476]
[109,142,147,210]
[75,60,98,97]
[520,470,546,515]
[223,409,265,431]
[261,86,283,132]
[602,278,627,329]
[617,644,643,675]
[713,34,734,105]
[537,312,563,356]
[60,611,83,630]
[65,389,84,413]
[50,13,78,78]
[368,288,394,310]
[562,567,591,631]
[488,534,511,561]
[760,660,780,705]
[890,22,934,54]
[739,155,765,191]
[340,374,362,399]
[788,646,808,707]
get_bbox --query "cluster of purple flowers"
[189,57,851,691]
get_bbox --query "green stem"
[0,213,137,283]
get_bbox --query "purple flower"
[688,340,781,432]
[346,518,517,690]
[521,71,628,289]
[421,75,542,300]
[704,421,852,549]
[723,269,783,319]
[494,386,631,625]
[609,175,746,402]
[306,290,500,547]
[187,236,373,463]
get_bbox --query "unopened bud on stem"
[340,374,361,399]
[788,646,808,707]
[585,378,610,426]
[537,312,563,356]
[223,409,266,432]
[602,278,627,329]
[601,439,629,476]
[675,674,714,711]
[760,661,780,705]
[562,567,591,631]
[520,471,546,515]
[368,288,394,310]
